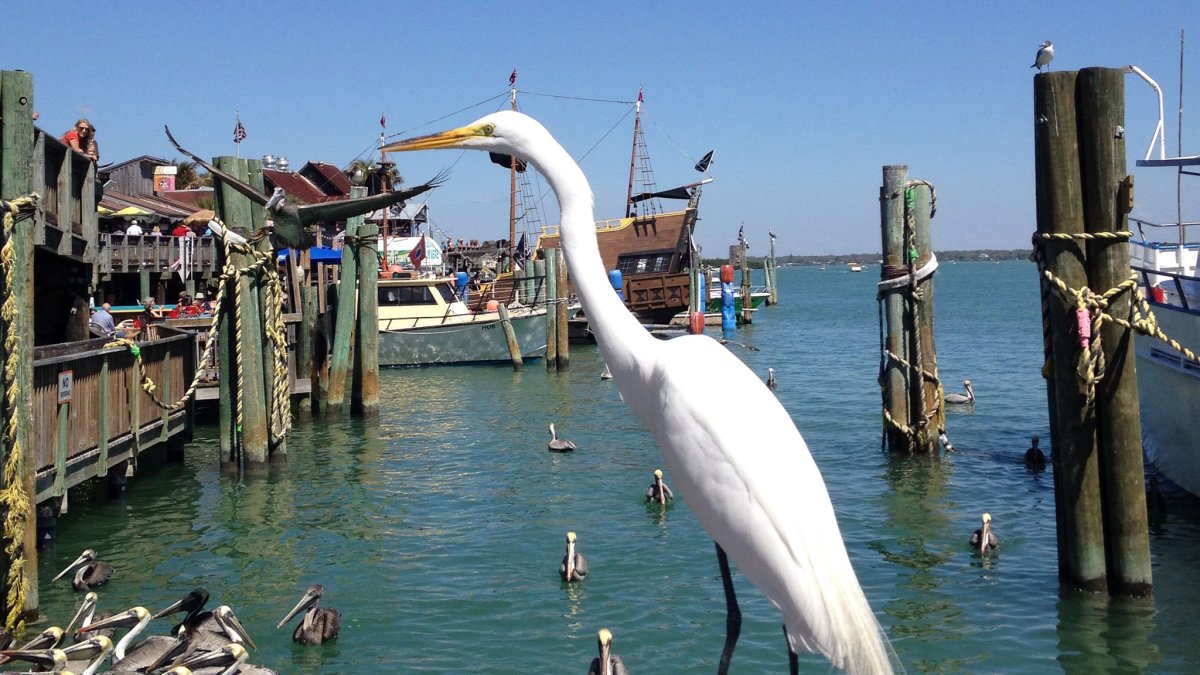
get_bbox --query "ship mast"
[625,88,643,218]
[509,82,518,263]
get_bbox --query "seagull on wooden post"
[1032,41,1054,71]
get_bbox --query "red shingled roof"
[262,169,334,204]
[301,162,352,197]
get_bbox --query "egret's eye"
[480,123,495,136]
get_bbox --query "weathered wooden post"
[766,232,779,305]
[879,165,912,453]
[0,69,40,627]
[1033,69,1107,591]
[739,240,753,325]
[353,193,380,416]
[545,252,559,372]
[906,181,942,454]
[326,187,364,416]
[1076,67,1151,595]
[555,249,570,369]
[497,304,524,370]
[296,285,317,416]
[215,157,269,464]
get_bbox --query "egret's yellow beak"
[382,122,493,153]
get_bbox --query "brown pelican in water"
[766,368,777,391]
[77,606,181,672]
[154,588,214,636]
[600,364,613,380]
[145,606,257,673]
[278,584,341,646]
[59,635,113,675]
[176,643,249,674]
[52,549,113,591]
[1024,435,1046,470]
[548,423,577,452]
[945,380,975,405]
[646,469,674,505]
[969,513,998,555]
[588,627,629,675]
[559,531,588,582]
[0,647,68,673]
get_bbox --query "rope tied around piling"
[0,193,38,634]
[877,180,947,453]
[108,217,293,445]
[1030,229,1200,410]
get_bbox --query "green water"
[36,262,1200,672]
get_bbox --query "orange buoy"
[486,299,500,312]
[689,310,705,335]
[720,264,735,284]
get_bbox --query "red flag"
[233,116,247,143]
[380,113,387,129]
[509,68,517,86]
[408,233,427,269]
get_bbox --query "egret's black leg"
[784,624,798,674]
[716,542,741,675]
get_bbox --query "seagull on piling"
[1032,41,1054,71]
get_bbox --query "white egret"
[383,110,893,674]
[1032,41,1054,71]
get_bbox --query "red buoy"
[720,264,735,284]
[688,310,705,335]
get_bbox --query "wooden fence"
[31,329,194,504]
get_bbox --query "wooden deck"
[32,329,194,504]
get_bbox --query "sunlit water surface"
[37,262,1200,673]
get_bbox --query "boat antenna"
[1178,29,1186,248]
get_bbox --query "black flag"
[694,149,715,173]
[513,232,529,269]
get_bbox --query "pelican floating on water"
[766,368,777,391]
[600,364,613,380]
[60,635,113,675]
[52,549,113,591]
[646,469,674,505]
[969,513,999,554]
[548,423,577,452]
[0,647,68,673]
[154,587,213,635]
[559,531,588,582]
[1024,435,1046,470]
[587,627,628,675]
[945,380,975,405]
[77,605,181,672]
[278,584,341,646]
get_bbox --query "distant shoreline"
[704,249,1032,266]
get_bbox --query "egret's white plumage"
[1032,41,1054,71]
[383,110,892,674]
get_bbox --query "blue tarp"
[278,246,342,264]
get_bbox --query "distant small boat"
[847,263,863,272]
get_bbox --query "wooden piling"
[766,234,779,305]
[1,69,40,624]
[879,165,912,453]
[1076,67,1152,595]
[296,285,317,416]
[739,242,753,325]
[906,182,942,454]
[326,187,364,416]
[215,156,268,464]
[555,249,570,370]
[545,252,558,371]
[353,194,380,416]
[1033,70,1108,592]
[498,304,524,370]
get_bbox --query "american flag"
[233,116,247,144]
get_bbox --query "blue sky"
[4,2,1197,255]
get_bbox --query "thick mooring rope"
[1031,229,1200,410]
[0,194,39,634]
[111,219,293,444]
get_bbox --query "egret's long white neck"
[525,130,658,382]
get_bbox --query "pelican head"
[0,647,68,672]
[64,592,99,635]
[213,605,257,649]
[52,549,97,582]
[61,634,113,662]
[654,469,663,479]
[178,643,247,671]
[78,606,149,634]
[566,531,577,544]
[278,584,325,629]
[153,587,209,620]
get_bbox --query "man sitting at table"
[168,292,200,319]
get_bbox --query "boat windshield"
[379,285,440,307]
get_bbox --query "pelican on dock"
[278,584,341,646]
[548,423,577,452]
[588,628,628,675]
[52,549,113,591]
[945,380,975,405]
[560,531,588,582]
[646,469,674,505]
[969,513,999,554]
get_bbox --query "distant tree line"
[701,249,1032,267]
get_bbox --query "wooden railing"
[31,329,194,503]
[30,128,98,263]
[97,234,220,277]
